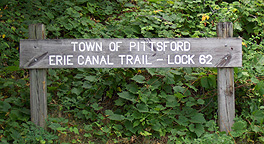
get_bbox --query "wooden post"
[29,24,47,128]
[217,22,235,133]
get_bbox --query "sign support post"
[217,22,235,133]
[28,24,47,128]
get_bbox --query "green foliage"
[0,0,264,143]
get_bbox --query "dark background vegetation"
[0,0,263,143]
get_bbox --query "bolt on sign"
[20,38,242,69]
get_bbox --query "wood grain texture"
[30,69,47,128]
[217,22,235,133]
[29,24,47,128]
[20,38,242,68]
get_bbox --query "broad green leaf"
[185,83,197,92]
[94,129,104,135]
[124,3,135,7]
[126,83,139,94]
[154,105,166,111]
[91,103,103,110]
[132,111,143,119]
[69,127,79,134]
[105,110,114,116]
[205,120,215,131]
[241,72,249,77]
[190,113,206,123]
[115,98,125,106]
[234,22,242,31]
[176,115,189,126]
[147,77,162,90]
[113,124,123,131]
[82,81,92,89]
[140,131,152,136]
[184,89,191,96]
[101,126,110,133]
[201,77,209,89]
[3,81,13,87]
[126,113,134,121]
[10,130,21,140]
[151,121,161,131]
[146,68,156,76]
[174,93,185,99]
[147,0,161,3]
[181,31,189,35]
[74,74,84,79]
[136,103,149,113]
[109,114,125,121]
[118,91,137,103]
[85,76,97,82]
[84,133,92,138]
[64,23,73,30]
[163,74,175,84]
[156,68,171,76]
[71,88,82,95]
[171,128,186,136]
[184,68,192,74]
[258,137,264,143]
[84,124,93,131]
[9,110,28,121]
[131,75,145,83]
[208,74,216,88]
[189,123,204,137]
[173,86,185,93]
[186,101,196,107]
[82,110,89,115]
[105,110,125,121]
[4,66,19,72]
[253,110,264,124]
[73,81,82,87]
[184,75,196,81]
[105,6,113,15]
[0,101,11,112]
[257,56,264,65]
[45,12,54,19]
[252,125,262,133]
[197,99,205,105]
[166,95,180,107]
[133,120,140,127]
[255,82,264,96]
[76,0,89,3]
[231,120,247,137]
[49,117,68,123]
[170,70,182,75]
[162,109,178,115]
[251,77,259,83]
[49,123,61,131]
[124,121,137,134]
[72,139,77,143]
[186,97,196,107]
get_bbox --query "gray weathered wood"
[29,24,47,128]
[217,22,235,133]
[20,38,242,68]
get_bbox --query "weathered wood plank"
[217,22,235,133]
[20,38,242,68]
[29,24,47,128]
[30,69,47,127]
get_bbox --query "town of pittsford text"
[48,41,212,66]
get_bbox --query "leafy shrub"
[0,0,263,143]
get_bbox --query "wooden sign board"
[20,38,242,69]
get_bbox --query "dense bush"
[0,0,263,143]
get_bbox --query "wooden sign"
[20,38,242,69]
